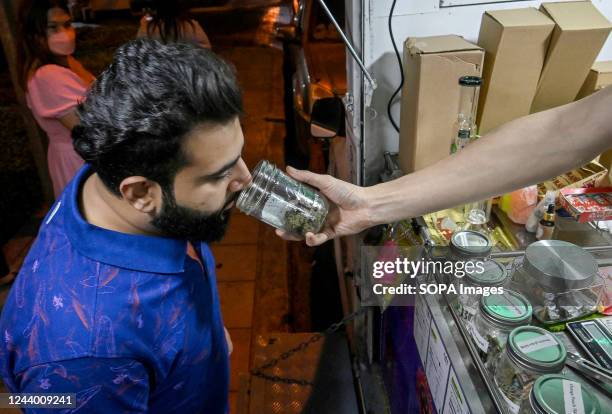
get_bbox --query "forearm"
[366,87,612,225]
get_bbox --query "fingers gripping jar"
[471,290,532,371]
[494,326,567,414]
[237,160,329,236]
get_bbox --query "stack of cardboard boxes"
[399,1,611,176]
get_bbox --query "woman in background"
[18,0,95,198]
[136,0,211,49]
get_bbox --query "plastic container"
[237,160,329,236]
[519,375,600,414]
[456,259,507,322]
[507,240,603,324]
[470,290,532,371]
[494,326,567,413]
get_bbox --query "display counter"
[373,210,612,414]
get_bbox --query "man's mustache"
[222,192,240,210]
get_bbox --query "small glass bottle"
[494,326,567,414]
[451,76,482,154]
[237,160,329,236]
[471,290,532,371]
[519,374,600,414]
[536,204,556,240]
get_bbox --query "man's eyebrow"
[199,155,241,180]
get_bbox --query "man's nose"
[229,159,252,192]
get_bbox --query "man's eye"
[213,171,232,181]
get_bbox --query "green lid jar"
[471,290,532,372]
[507,326,567,373]
[494,327,567,414]
[521,375,600,414]
[480,290,532,328]
[456,260,507,321]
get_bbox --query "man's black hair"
[73,38,242,195]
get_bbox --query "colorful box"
[559,187,612,223]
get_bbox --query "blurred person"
[277,86,612,246]
[18,0,95,198]
[136,0,211,49]
[0,39,249,413]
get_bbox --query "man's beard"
[151,187,237,243]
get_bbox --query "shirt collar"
[61,165,189,274]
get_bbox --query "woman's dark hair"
[147,0,195,43]
[73,39,243,196]
[17,0,69,90]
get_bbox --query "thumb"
[286,166,327,190]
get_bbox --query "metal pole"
[316,0,376,88]
[490,244,612,259]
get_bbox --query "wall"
[356,0,612,184]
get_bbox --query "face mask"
[48,29,76,56]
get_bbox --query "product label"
[426,320,451,411]
[469,324,489,353]
[515,334,557,355]
[260,194,287,229]
[414,295,431,365]
[443,368,471,414]
[500,390,520,414]
[563,380,585,414]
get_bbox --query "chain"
[249,307,368,386]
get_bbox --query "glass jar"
[456,259,507,323]
[237,160,329,236]
[494,326,567,414]
[507,240,603,325]
[519,375,600,414]
[470,290,532,371]
[434,230,492,285]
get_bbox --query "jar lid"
[530,375,600,414]
[450,230,492,258]
[507,326,566,373]
[480,290,532,327]
[523,240,598,291]
[466,260,507,286]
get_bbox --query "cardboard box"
[477,8,555,134]
[576,61,612,99]
[399,36,484,173]
[560,187,612,223]
[531,1,612,113]
[534,2,612,109]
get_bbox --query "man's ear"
[119,177,160,214]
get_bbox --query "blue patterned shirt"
[0,166,229,413]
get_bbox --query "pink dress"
[26,65,88,198]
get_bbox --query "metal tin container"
[450,230,492,259]
[508,240,603,324]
